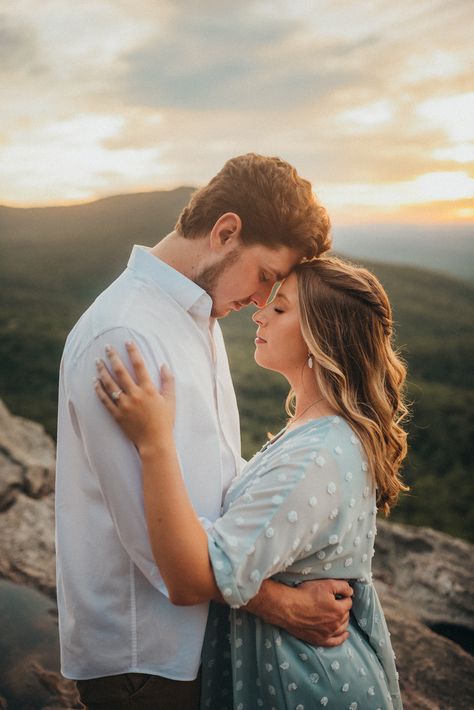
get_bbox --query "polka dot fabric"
[202,417,402,709]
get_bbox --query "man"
[56,154,353,710]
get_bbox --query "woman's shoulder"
[282,415,369,480]
[258,415,363,470]
[287,415,362,452]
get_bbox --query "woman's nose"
[252,309,264,325]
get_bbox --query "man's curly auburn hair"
[175,153,331,259]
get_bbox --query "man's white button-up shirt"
[56,245,241,680]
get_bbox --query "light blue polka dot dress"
[201,416,402,709]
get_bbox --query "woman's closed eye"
[273,307,284,314]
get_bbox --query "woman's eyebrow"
[274,292,290,303]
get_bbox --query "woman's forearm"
[139,437,222,605]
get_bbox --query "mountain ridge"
[0,187,472,540]
[1,187,472,282]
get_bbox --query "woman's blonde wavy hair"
[289,256,409,514]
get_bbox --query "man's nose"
[251,282,274,308]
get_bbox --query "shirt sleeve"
[208,435,346,607]
[239,456,248,470]
[66,326,170,595]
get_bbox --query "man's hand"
[245,578,353,647]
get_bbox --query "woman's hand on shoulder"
[94,340,176,452]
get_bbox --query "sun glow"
[416,93,474,143]
[0,1,472,222]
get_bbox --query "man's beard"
[194,248,241,317]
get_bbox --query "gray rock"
[0,399,55,508]
[377,579,474,709]
[0,492,56,597]
[0,447,23,510]
[31,662,82,710]
[374,518,474,632]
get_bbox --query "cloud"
[0,112,170,204]
[0,13,46,76]
[119,1,414,112]
[417,92,474,143]
[337,100,394,132]
[115,0,474,170]
[122,11,341,110]
[323,171,474,209]
[102,109,166,150]
[0,0,473,217]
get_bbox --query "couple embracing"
[56,154,406,709]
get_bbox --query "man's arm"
[245,578,352,647]
[67,328,170,595]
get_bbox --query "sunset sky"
[1,0,473,223]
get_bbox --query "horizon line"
[1,187,473,228]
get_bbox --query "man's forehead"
[260,248,300,280]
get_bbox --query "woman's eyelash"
[273,307,284,314]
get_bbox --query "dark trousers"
[76,671,201,710]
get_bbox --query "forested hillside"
[1,191,472,540]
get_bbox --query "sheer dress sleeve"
[208,426,355,608]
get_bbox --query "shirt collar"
[127,245,212,319]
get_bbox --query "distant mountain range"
[333,223,473,283]
[1,188,472,281]
[0,187,473,540]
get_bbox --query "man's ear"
[209,213,242,253]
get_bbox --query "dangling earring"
[307,353,314,369]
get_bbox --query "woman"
[95,256,408,709]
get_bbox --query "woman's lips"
[255,334,267,344]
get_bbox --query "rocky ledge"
[374,520,474,709]
[0,400,56,597]
[0,401,78,709]
[0,399,473,709]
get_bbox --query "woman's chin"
[254,352,278,374]
[254,351,267,369]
